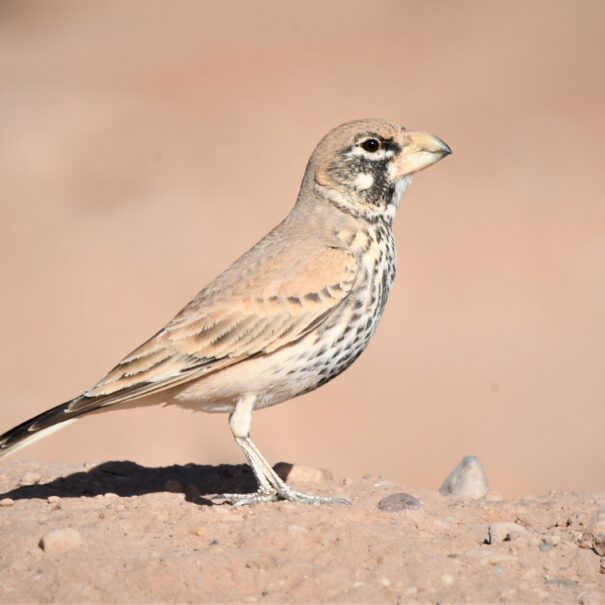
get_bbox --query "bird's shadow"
[0,460,294,507]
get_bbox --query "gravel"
[0,459,602,603]
[376,492,421,512]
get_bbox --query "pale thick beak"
[395,131,452,178]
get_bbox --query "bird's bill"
[395,131,452,178]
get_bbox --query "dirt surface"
[0,461,604,603]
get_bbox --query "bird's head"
[304,118,451,221]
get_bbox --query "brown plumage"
[0,118,450,505]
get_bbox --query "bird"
[0,118,450,505]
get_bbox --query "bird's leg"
[214,396,350,506]
[238,436,350,505]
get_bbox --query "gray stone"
[377,492,421,512]
[544,576,578,589]
[439,455,488,499]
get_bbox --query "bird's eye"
[360,138,380,153]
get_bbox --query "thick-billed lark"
[0,119,450,505]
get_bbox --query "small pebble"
[377,492,421,512]
[533,588,549,600]
[441,573,454,586]
[488,522,530,544]
[579,591,602,605]
[379,577,391,587]
[104,493,119,499]
[464,548,495,559]
[439,455,488,499]
[19,472,41,486]
[47,496,60,504]
[273,462,332,483]
[543,560,557,573]
[522,567,537,580]
[544,576,578,589]
[192,527,206,537]
[287,524,308,536]
[579,519,605,556]
[0,498,14,507]
[480,554,518,566]
[164,479,183,493]
[543,534,561,546]
[184,484,201,500]
[39,528,83,552]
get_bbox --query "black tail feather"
[0,399,83,457]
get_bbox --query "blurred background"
[1,1,604,496]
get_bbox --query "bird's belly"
[169,343,314,413]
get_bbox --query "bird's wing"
[70,245,357,413]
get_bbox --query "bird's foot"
[213,488,279,507]
[213,486,350,507]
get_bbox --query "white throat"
[385,176,412,222]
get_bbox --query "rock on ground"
[39,528,83,552]
[488,521,532,544]
[0,460,604,603]
[439,454,489,499]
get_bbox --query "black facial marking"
[327,133,402,208]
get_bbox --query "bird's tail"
[0,400,84,459]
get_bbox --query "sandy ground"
[0,460,604,604]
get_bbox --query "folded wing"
[73,245,357,413]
